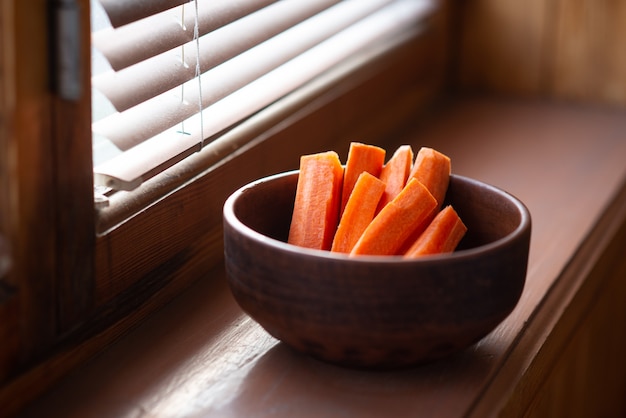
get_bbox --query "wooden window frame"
[0,0,95,384]
[0,0,452,410]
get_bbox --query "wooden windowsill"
[20,97,626,417]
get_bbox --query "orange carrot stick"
[398,147,452,253]
[409,147,451,208]
[341,142,386,216]
[350,178,437,256]
[376,144,414,214]
[331,172,385,253]
[404,205,467,258]
[288,151,344,251]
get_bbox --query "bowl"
[223,171,531,369]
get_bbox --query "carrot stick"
[288,151,344,251]
[376,144,414,214]
[350,178,437,256]
[397,147,452,253]
[404,205,467,258]
[409,147,451,208]
[331,172,385,254]
[340,142,386,216]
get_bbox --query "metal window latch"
[53,0,81,101]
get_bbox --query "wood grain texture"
[2,0,57,381]
[521,221,626,418]
[548,0,626,105]
[457,0,626,106]
[20,98,626,417]
[456,0,548,96]
[0,0,94,399]
[0,0,17,382]
[52,0,96,333]
[467,154,626,417]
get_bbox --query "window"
[0,0,447,411]
[91,0,437,192]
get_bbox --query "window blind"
[93,0,435,191]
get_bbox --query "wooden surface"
[19,98,626,417]
[0,0,94,386]
[52,0,96,332]
[457,0,626,106]
[498,217,626,418]
[0,0,57,382]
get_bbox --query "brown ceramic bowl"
[223,171,531,369]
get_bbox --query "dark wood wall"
[456,0,626,106]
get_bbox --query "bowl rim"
[223,170,531,264]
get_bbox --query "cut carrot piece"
[409,147,451,208]
[288,151,344,251]
[350,178,437,256]
[376,144,414,214]
[331,172,385,253]
[398,147,452,253]
[340,142,386,216]
[404,205,467,258]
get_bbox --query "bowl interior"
[231,172,525,256]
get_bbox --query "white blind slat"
[93,0,340,112]
[93,0,392,152]
[93,0,277,71]
[94,0,436,191]
[98,0,190,28]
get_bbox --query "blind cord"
[193,0,205,150]
[178,6,187,136]
[177,0,204,148]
